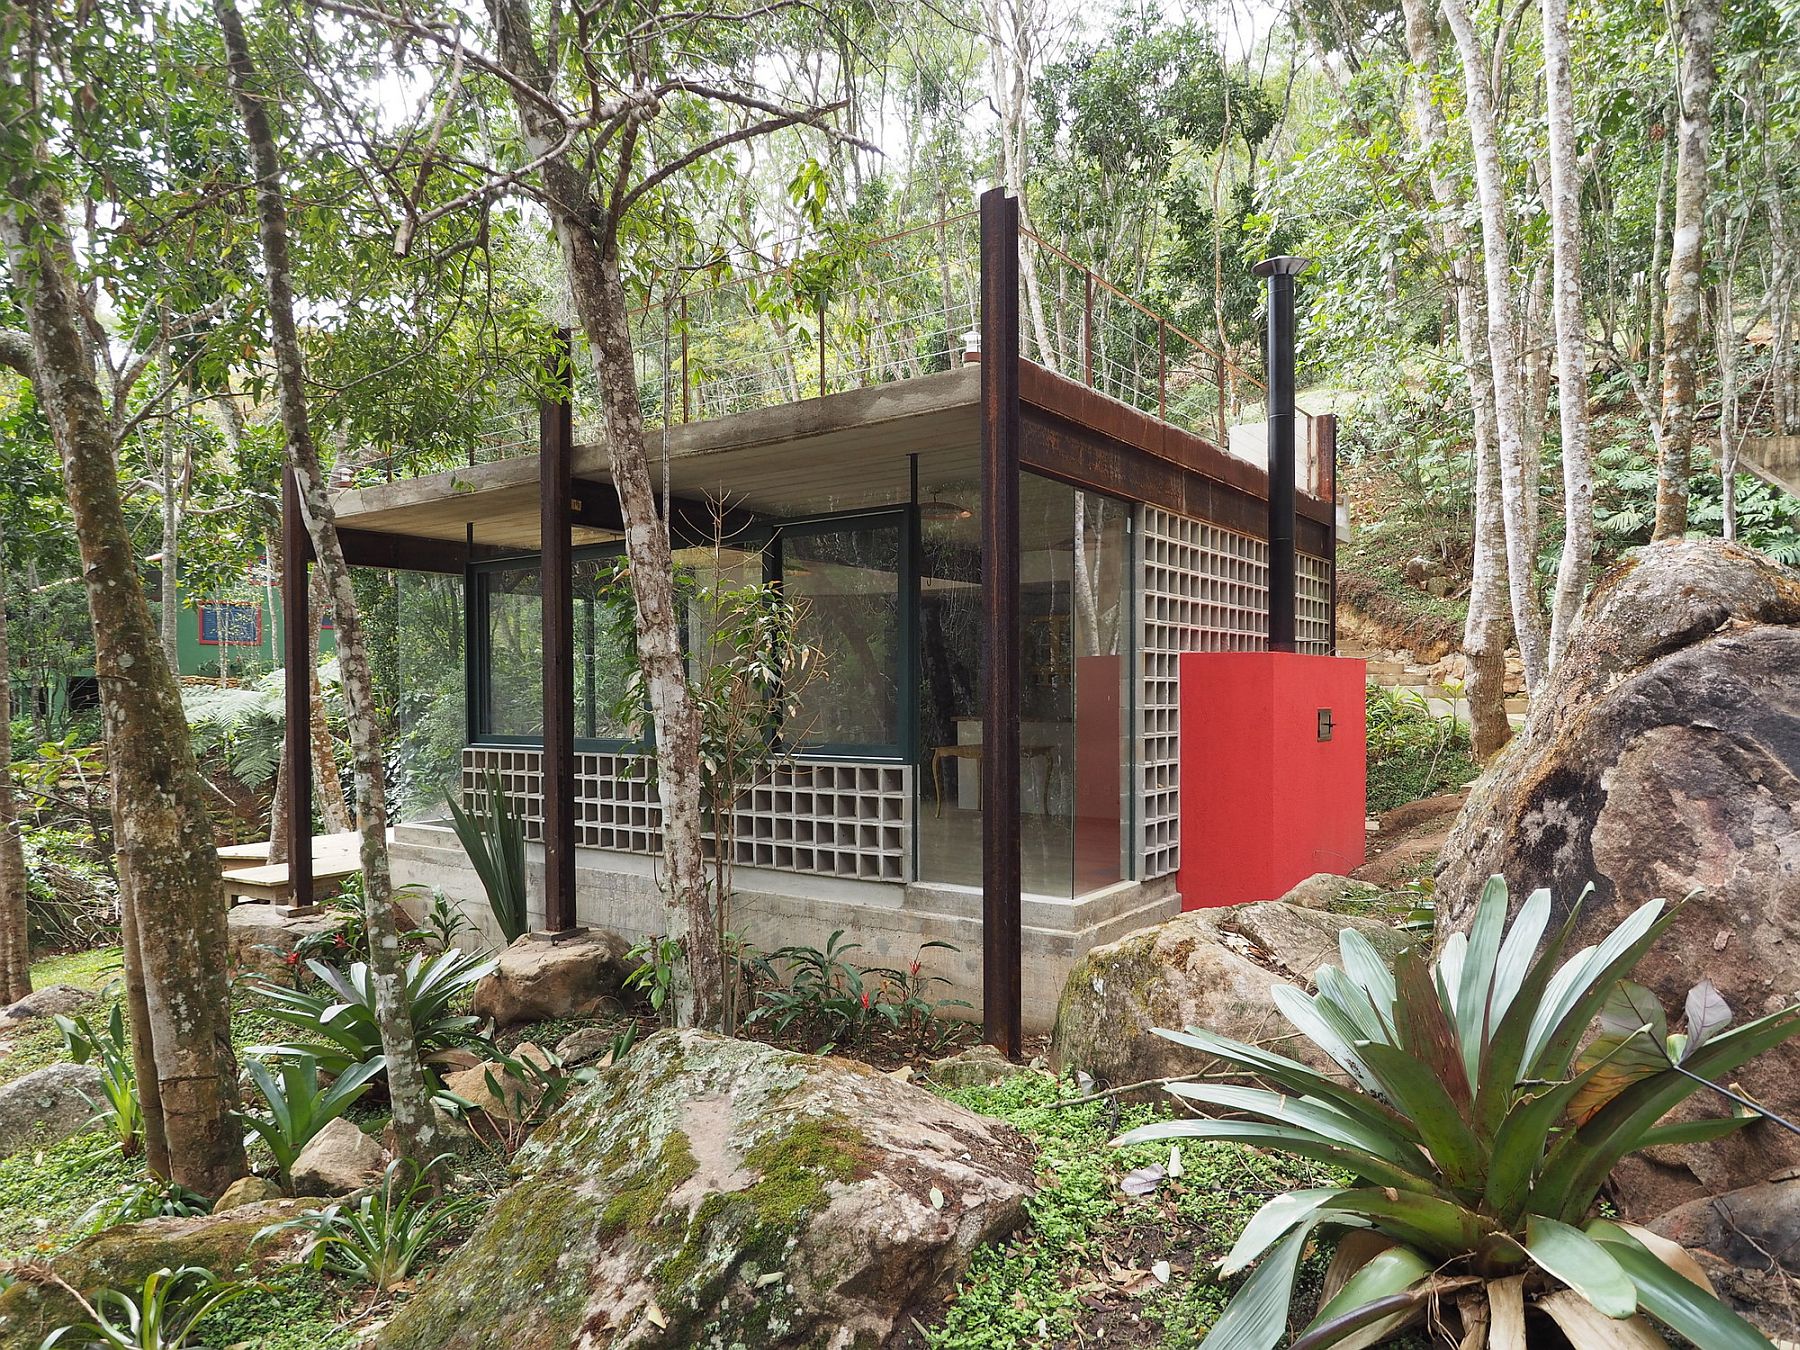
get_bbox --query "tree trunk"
[1652,0,1720,540]
[484,0,723,1028]
[214,0,441,1161]
[1542,0,1594,666]
[0,175,244,1196]
[1402,0,1511,753]
[159,422,182,674]
[308,568,352,833]
[1442,0,1548,694]
[0,515,33,1004]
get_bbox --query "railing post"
[1083,271,1095,388]
[818,302,828,397]
[280,467,313,911]
[1215,352,1228,446]
[1157,318,1167,421]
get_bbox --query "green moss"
[599,1129,698,1237]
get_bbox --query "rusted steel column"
[979,187,1022,1059]
[281,467,313,907]
[540,330,578,936]
[1083,271,1095,388]
[1321,412,1340,654]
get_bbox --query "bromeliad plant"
[54,1005,141,1157]
[38,1266,255,1349]
[248,949,496,1079]
[444,770,527,944]
[1119,877,1800,1350]
[237,1052,385,1192]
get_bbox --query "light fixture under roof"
[919,489,973,523]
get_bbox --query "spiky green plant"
[1118,877,1800,1350]
[247,948,495,1079]
[445,769,527,943]
[257,1156,484,1289]
[39,1267,255,1349]
[236,1051,386,1191]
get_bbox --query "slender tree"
[1442,0,1549,692]
[1401,0,1512,754]
[212,0,441,1162]
[1542,0,1594,664]
[0,511,31,1005]
[1652,0,1721,540]
[1,11,244,1193]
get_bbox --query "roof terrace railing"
[337,208,1327,499]
[1017,227,1326,499]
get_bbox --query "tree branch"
[0,328,31,378]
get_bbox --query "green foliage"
[185,1268,354,1350]
[247,949,496,1079]
[39,1267,256,1350]
[0,1132,144,1260]
[449,1045,598,1158]
[1120,877,1800,1348]
[746,932,970,1051]
[1364,684,1479,814]
[53,1005,141,1158]
[236,1052,385,1192]
[405,886,472,953]
[73,1178,211,1236]
[257,1157,484,1290]
[444,770,527,944]
[624,934,684,1026]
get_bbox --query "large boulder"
[1051,901,1417,1098]
[0,1200,312,1349]
[1437,540,1800,1214]
[471,931,634,1029]
[0,1062,105,1158]
[377,1029,1035,1349]
[1649,1176,1800,1277]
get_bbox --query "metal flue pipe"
[1252,255,1309,652]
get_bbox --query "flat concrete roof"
[333,367,981,552]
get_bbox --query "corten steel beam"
[1253,255,1309,653]
[281,468,314,908]
[540,332,579,937]
[979,187,1023,1060]
[1320,412,1340,653]
[333,527,504,574]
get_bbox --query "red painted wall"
[1176,652,1367,908]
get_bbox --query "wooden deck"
[219,831,363,905]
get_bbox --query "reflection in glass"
[783,518,902,752]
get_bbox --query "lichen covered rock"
[0,1200,311,1349]
[378,1029,1035,1349]
[0,985,98,1024]
[1051,901,1416,1099]
[1438,539,1800,1212]
[0,1062,104,1158]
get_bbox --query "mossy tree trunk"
[0,143,244,1194]
[214,0,441,1162]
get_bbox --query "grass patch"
[29,947,125,991]
[0,1130,144,1260]
[922,1074,1344,1349]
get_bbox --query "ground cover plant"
[1365,685,1480,815]
[1120,877,1800,1348]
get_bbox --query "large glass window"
[779,513,906,755]
[915,475,1133,898]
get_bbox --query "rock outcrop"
[226,904,347,983]
[1437,540,1800,1212]
[1051,901,1416,1098]
[1,985,98,1024]
[470,931,634,1029]
[378,1029,1035,1349]
[0,1063,104,1158]
[0,1200,311,1349]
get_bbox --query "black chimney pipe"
[1252,255,1309,653]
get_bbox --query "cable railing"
[1017,226,1327,499]
[334,208,1327,501]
